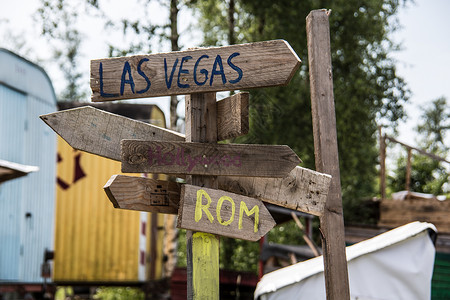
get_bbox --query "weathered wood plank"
[103,175,181,214]
[121,140,301,177]
[217,166,330,216]
[40,97,248,160]
[217,92,249,140]
[90,40,301,101]
[307,9,350,300]
[178,184,276,241]
[40,106,185,161]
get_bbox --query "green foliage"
[93,287,144,300]
[416,97,450,152]
[389,97,449,196]
[35,0,91,101]
[389,153,449,195]
[220,237,259,272]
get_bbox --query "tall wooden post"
[379,127,386,200]
[185,92,220,300]
[405,147,412,192]
[306,10,350,299]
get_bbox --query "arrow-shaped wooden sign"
[104,175,181,214]
[40,106,184,161]
[121,140,301,177]
[90,40,301,102]
[177,184,275,241]
[40,94,248,159]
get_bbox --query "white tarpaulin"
[255,222,436,300]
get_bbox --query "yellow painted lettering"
[216,196,235,226]
[195,189,214,223]
[239,201,259,233]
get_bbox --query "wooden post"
[306,9,350,300]
[185,92,220,300]
[405,147,412,192]
[379,127,386,200]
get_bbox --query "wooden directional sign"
[104,175,181,214]
[177,184,276,241]
[121,140,301,177]
[40,94,248,160]
[101,166,331,216]
[90,40,301,102]
[218,166,331,216]
[40,106,184,161]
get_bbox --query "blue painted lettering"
[210,55,226,86]
[120,61,135,95]
[136,58,151,94]
[164,58,179,89]
[99,62,119,98]
[177,56,192,88]
[193,55,209,86]
[227,52,243,84]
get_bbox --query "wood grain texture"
[103,175,181,214]
[217,92,249,140]
[191,232,219,298]
[307,9,350,300]
[184,92,219,300]
[217,166,330,216]
[379,198,450,233]
[178,184,275,241]
[40,106,184,161]
[121,140,301,177]
[40,99,248,161]
[90,40,301,101]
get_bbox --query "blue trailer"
[0,49,57,296]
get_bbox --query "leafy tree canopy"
[191,0,410,208]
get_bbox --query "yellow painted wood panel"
[54,137,141,282]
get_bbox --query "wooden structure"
[41,14,351,297]
[307,10,350,299]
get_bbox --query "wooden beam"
[90,40,300,101]
[184,92,220,300]
[405,148,412,192]
[217,166,330,216]
[120,140,301,177]
[217,92,249,140]
[379,127,386,200]
[385,135,450,164]
[307,9,350,300]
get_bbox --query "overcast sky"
[1,0,449,155]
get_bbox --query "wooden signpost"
[41,33,349,299]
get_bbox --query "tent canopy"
[255,221,436,300]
